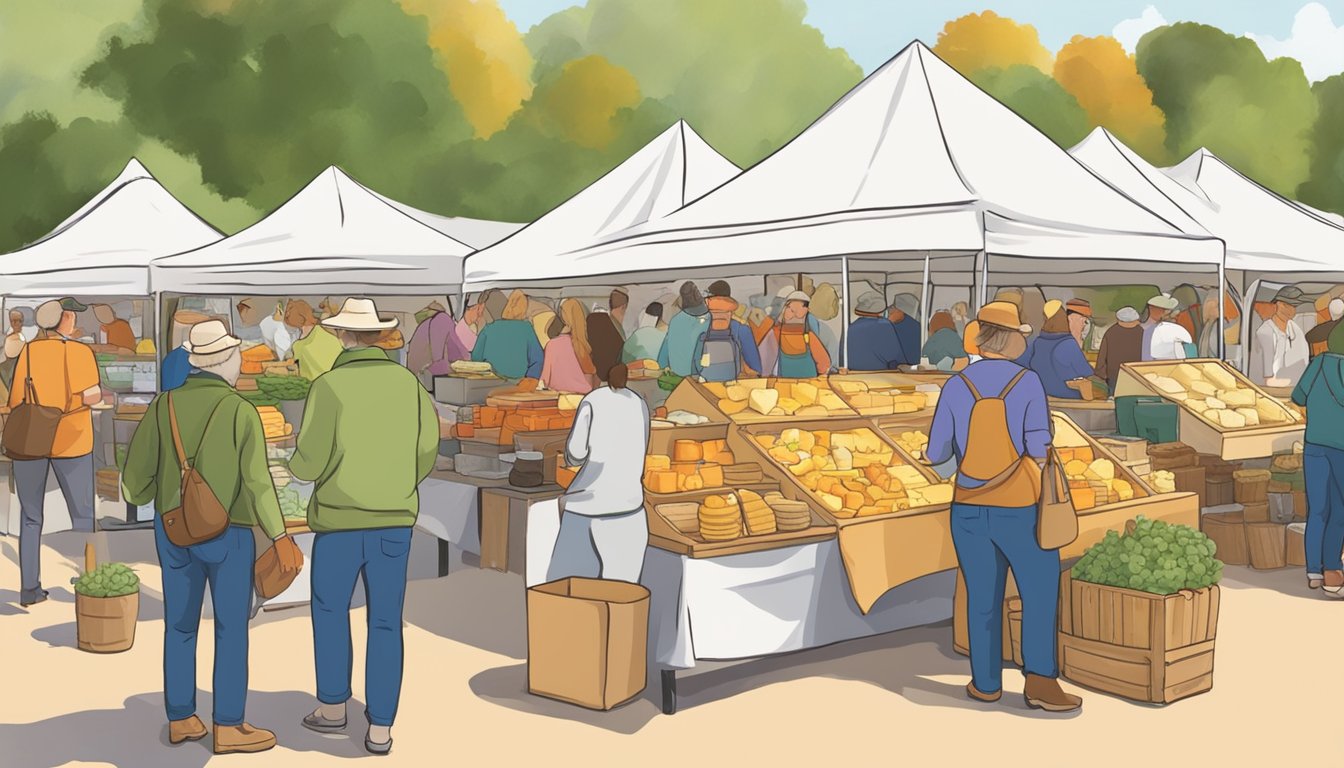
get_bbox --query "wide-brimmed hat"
[976,301,1031,334]
[321,298,398,331]
[855,292,886,315]
[184,319,241,366]
[1147,293,1180,311]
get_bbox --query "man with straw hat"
[123,319,301,754]
[926,300,1083,713]
[290,298,438,756]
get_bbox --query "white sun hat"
[321,298,399,331]
[184,319,241,367]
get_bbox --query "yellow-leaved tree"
[1055,35,1168,161]
[400,0,534,138]
[934,11,1053,75]
[521,55,643,150]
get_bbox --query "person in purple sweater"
[407,301,470,388]
[926,300,1082,713]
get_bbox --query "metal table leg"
[438,537,452,578]
[660,669,677,715]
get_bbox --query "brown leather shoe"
[213,723,277,754]
[1323,570,1344,597]
[169,715,207,744]
[1023,675,1082,712]
[966,682,1001,703]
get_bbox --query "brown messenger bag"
[160,392,231,547]
[2,344,66,460]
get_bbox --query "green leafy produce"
[278,487,307,520]
[242,391,280,408]
[74,562,140,598]
[255,376,310,401]
[1072,516,1223,595]
[657,370,684,392]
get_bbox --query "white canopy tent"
[152,166,473,296]
[548,42,1223,364]
[0,158,221,297]
[463,119,741,289]
[374,193,524,250]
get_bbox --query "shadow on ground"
[0,690,372,768]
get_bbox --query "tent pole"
[977,250,989,308]
[840,256,850,371]
[920,251,931,351]
[1241,278,1261,375]
[1217,261,1225,361]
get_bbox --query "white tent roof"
[542,41,1222,287]
[1161,148,1344,278]
[1069,127,1213,238]
[0,159,222,297]
[152,166,473,295]
[372,192,524,250]
[463,120,740,288]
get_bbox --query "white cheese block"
[1202,364,1238,390]
[1216,409,1247,429]
[1170,363,1205,389]
[1189,381,1217,397]
[1204,396,1226,410]
[1218,388,1256,408]
[748,388,779,415]
[1234,407,1260,427]
[833,446,854,471]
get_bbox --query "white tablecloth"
[526,499,955,669]
[414,477,480,554]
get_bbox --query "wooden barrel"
[76,592,138,653]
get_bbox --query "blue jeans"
[311,527,412,727]
[951,503,1061,693]
[1303,444,1344,574]
[153,516,255,726]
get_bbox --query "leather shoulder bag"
[160,392,232,547]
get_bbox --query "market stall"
[0,158,222,533]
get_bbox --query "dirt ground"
[0,527,1338,767]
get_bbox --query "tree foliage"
[969,66,1091,149]
[1055,35,1167,162]
[1298,75,1344,216]
[934,11,1053,76]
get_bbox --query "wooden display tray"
[827,372,944,419]
[670,378,856,424]
[1051,410,1156,499]
[646,422,729,457]
[646,487,836,558]
[1115,359,1303,461]
[729,417,948,527]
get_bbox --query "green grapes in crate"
[1071,516,1223,595]
[74,562,140,598]
[256,375,310,401]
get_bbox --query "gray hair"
[976,323,1022,357]
[1330,298,1344,321]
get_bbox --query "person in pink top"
[541,298,598,393]
[455,297,484,355]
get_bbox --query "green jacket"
[1293,354,1344,451]
[289,347,439,532]
[122,373,285,539]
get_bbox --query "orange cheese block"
[455,424,475,438]
[476,406,505,428]
[645,455,672,471]
[701,439,727,463]
[556,466,577,488]
[700,463,724,488]
[646,470,678,494]
[1071,486,1096,510]
[671,460,699,476]
[673,440,703,461]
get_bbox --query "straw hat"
[1147,293,1180,311]
[184,320,241,367]
[321,298,398,331]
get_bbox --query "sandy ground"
[0,526,1339,768]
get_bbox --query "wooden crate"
[1115,360,1303,461]
[1201,511,1249,566]
[668,377,856,425]
[1052,411,1155,500]
[1286,523,1306,567]
[1246,522,1288,570]
[95,468,120,503]
[1060,580,1219,704]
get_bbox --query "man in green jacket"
[123,319,302,755]
[291,299,437,756]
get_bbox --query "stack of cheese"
[764,491,812,531]
[1148,469,1177,494]
[1141,362,1294,429]
[754,427,950,518]
[257,406,292,439]
[832,379,938,415]
[891,430,930,459]
[738,490,777,535]
[703,378,852,418]
[697,494,743,541]
[643,439,734,494]
[1059,448,1134,510]
[629,359,662,378]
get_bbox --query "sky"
[497,0,1344,81]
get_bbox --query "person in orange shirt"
[93,304,137,351]
[8,298,102,606]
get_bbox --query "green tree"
[1137,22,1317,197]
[969,65,1091,148]
[1299,74,1344,217]
[0,113,140,251]
[82,0,472,214]
[525,0,862,167]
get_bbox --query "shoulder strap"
[168,391,230,473]
[1000,367,1029,398]
[957,373,981,400]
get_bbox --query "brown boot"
[213,723,277,754]
[1023,675,1082,713]
[966,681,1001,703]
[169,715,207,744]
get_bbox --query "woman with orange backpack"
[925,301,1083,713]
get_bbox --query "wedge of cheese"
[777,397,802,416]
[1202,364,1238,390]
[1215,409,1247,429]
[794,381,819,406]
[748,388,779,415]
[719,398,749,415]
[1234,407,1260,427]
[725,384,751,402]
[1256,397,1288,423]
[1218,388,1256,408]
[1204,396,1226,410]
[1170,363,1205,389]
[1189,381,1217,397]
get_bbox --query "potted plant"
[74,547,140,654]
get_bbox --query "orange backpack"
[954,368,1041,507]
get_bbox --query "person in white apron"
[548,364,650,583]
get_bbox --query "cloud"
[1113,5,1167,53]
[1248,2,1344,82]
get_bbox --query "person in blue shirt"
[887,293,921,366]
[658,281,710,376]
[1291,322,1344,595]
[922,310,968,371]
[927,300,1082,713]
[162,310,211,391]
[691,281,762,381]
[847,292,906,371]
[1018,300,1094,399]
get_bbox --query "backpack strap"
[957,373,981,400]
[1000,367,1029,398]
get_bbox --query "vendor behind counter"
[1019,299,1094,399]
[472,289,543,379]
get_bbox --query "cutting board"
[486,391,560,408]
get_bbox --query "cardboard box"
[1246,522,1288,570]
[1060,580,1219,704]
[1286,522,1306,568]
[527,578,649,711]
[1202,511,1249,566]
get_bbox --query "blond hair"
[502,290,529,321]
[559,298,595,375]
